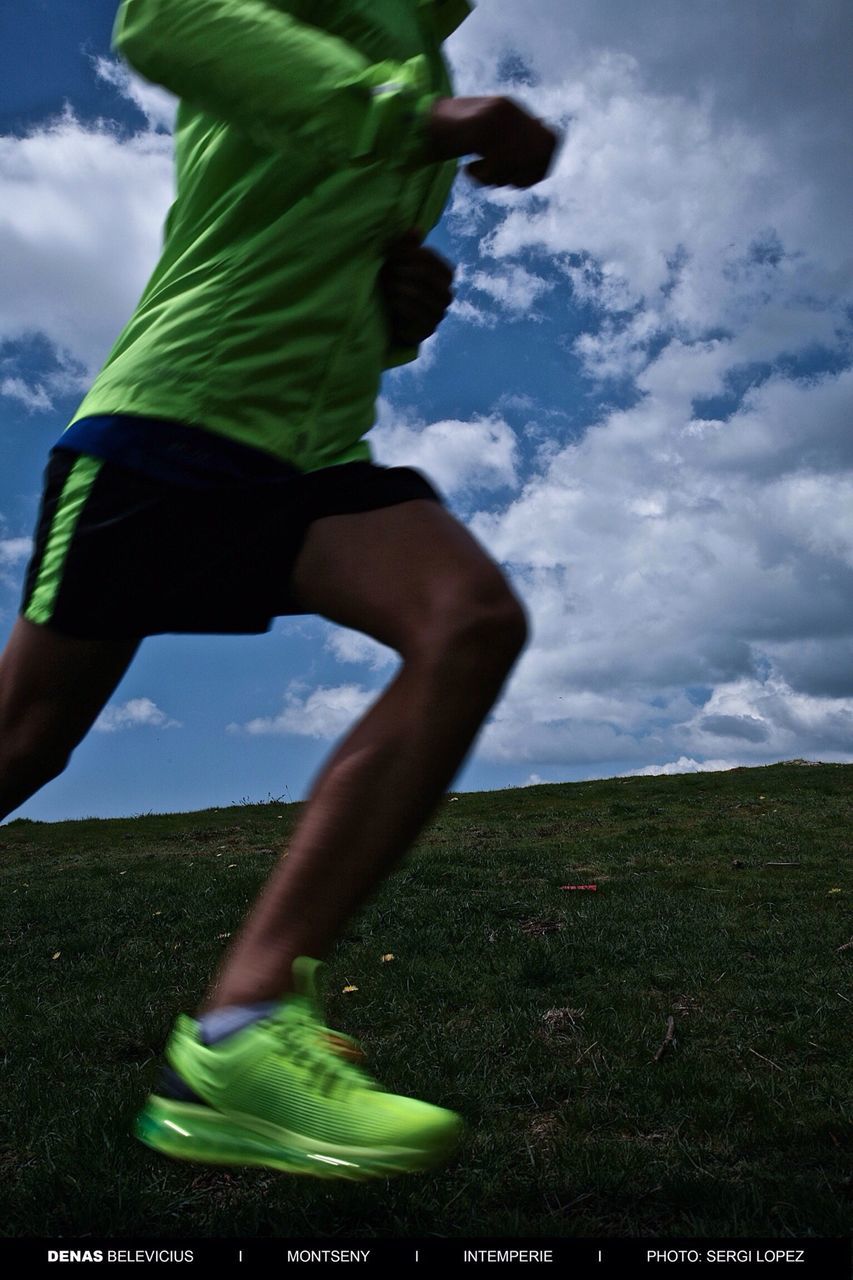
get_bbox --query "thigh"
[287,498,520,657]
[0,615,141,757]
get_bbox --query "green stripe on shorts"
[24,453,104,626]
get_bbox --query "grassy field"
[1,761,850,1239]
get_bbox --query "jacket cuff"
[350,55,440,166]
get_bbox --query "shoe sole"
[134,1095,463,1181]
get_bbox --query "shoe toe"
[402,1097,465,1152]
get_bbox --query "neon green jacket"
[65,0,474,471]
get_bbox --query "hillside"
[1,761,850,1238]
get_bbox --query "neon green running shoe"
[134,956,463,1180]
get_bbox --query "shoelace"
[261,1009,377,1098]
[320,1029,367,1064]
[292,991,368,1064]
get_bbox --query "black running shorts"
[20,447,444,640]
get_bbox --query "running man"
[2,0,558,1178]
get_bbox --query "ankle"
[198,984,294,1017]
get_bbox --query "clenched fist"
[423,95,560,189]
[378,228,455,347]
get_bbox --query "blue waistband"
[54,415,301,489]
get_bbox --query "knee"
[417,573,529,669]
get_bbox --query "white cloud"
[469,264,555,318]
[623,754,842,778]
[0,535,33,594]
[678,676,853,756]
[0,96,173,400]
[624,757,744,778]
[454,357,853,767]
[451,0,852,272]
[91,55,178,134]
[94,697,182,733]
[0,537,32,567]
[370,401,520,496]
[449,57,850,381]
[323,625,398,672]
[404,2,853,771]
[447,296,497,328]
[0,377,53,412]
[227,681,376,739]
[443,0,852,399]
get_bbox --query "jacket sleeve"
[112,0,440,168]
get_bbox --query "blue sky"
[2,0,852,822]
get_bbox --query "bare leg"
[202,500,527,1011]
[0,616,141,821]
